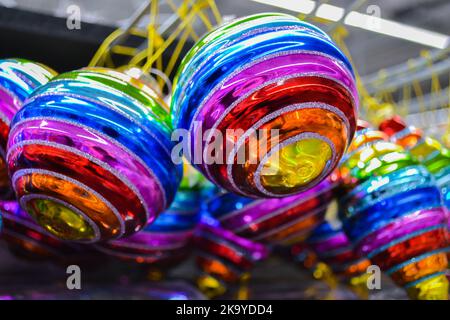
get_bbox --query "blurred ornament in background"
[96,162,208,271]
[7,68,182,243]
[339,127,448,299]
[363,97,395,127]
[96,188,201,270]
[0,200,83,262]
[194,215,269,299]
[206,179,336,246]
[379,116,450,284]
[306,220,371,299]
[194,177,336,298]
[0,59,56,198]
[171,13,358,198]
[379,116,450,208]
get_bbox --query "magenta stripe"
[0,87,21,122]
[309,232,350,255]
[198,222,268,260]
[106,230,193,250]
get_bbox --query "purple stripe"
[106,230,193,250]
[309,232,350,255]
[198,222,268,260]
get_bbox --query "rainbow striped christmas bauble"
[171,13,358,198]
[7,68,182,243]
[339,128,448,299]
[0,59,56,198]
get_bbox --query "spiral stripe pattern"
[379,118,450,209]
[379,118,450,285]
[7,68,182,243]
[171,13,358,198]
[339,128,448,300]
[194,217,269,283]
[0,59,56,198]
[206,178,335,245]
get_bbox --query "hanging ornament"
[171,13,358,198]
[379,116,450,208]
[0,59,56,198]
[7,68,182,243]
[339,126,448,300]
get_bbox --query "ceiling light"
[315,4,344,22]
[250,0,316,15]
[248,0,449,49]
[344,11,449,49]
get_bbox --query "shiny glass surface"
[171,13,357,197]
[8,69,182,242]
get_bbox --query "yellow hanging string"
[89,26,150,68]
[142,9,199,73]
[165,0,200,41]
[147,0,159,67]
[207,0,223,25]
[89,29,125,67]
[384,89,397,108]
[330,26,395,125]
[128,49,148,68]
[104,52,115,69]
[401,82,411,118]
[117,0,221,90]
[409,59,426,117]
[445,81,450,147]
[156,51,164,87]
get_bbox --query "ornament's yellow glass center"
[260,138,332,192]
